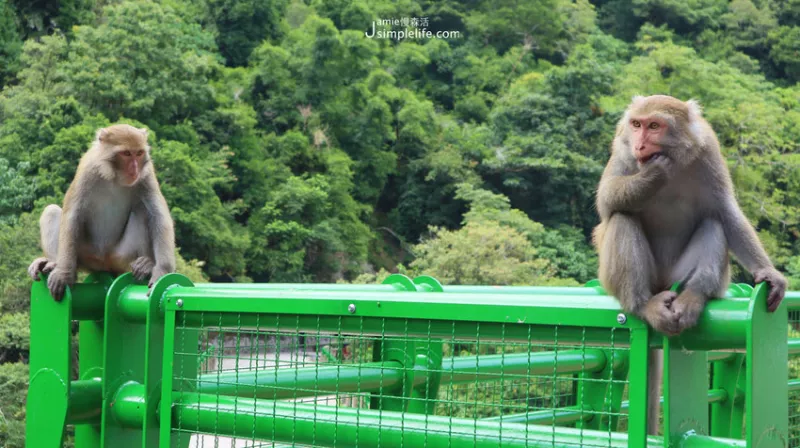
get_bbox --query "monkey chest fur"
[640,175,711,269]
[83,185,138,253]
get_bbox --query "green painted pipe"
[442,349,607,382]
[162,288,755,350]
[117,287,150,323]
[65,378,103,424]
[196,350,607,399]
[785,290,800,308]
[485,389,729,427]
[679,434,746,448]
[112,381,146,429]
[68,283,108,321]
[481,405,593,425]
[788,379,800,392]
[197,361,405,399]
[169,394,662,448]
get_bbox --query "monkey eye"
[631,120,641,128]
[122,150,132,157]
[649,122,660,130]
[136,150,145,157]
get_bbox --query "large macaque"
[593,95,786,433]
[28,124,176,300]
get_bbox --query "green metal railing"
[25,273,790,448]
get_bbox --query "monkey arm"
[54,204,81,275]
[141,177,176,273]
[720,199,774,272]
[596,171,665,220]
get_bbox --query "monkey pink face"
[116,148,147,186]
[629,117,668,164]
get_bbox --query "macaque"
[28,124,176,300]
[593,95,787,433]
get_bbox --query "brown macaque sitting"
[593,95,787,434]
[28,124,176,301]
[594,94,786,335]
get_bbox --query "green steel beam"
[745,283,788,448]
[26,274,72,447]
[480,388,729,427]
[159,284,757,350]
[166,394,666,448]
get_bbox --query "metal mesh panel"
[789,309,800,448]
[168,312,631,448]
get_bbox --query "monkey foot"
[642,290,680,336]
[671,290,705,333]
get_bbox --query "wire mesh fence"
[168,312,633,448]
[789,308,800,448]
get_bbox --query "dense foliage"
[0,0,798,445]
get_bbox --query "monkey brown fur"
[28,124,176,300]
[593,95,786,434]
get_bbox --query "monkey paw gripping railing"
[26,273,797,448]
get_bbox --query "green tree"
[62,1,220,125]
[206,0,288,66]
[0,0,22,85]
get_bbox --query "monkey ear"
[631,95,644,103]
[96,128,109,142]
[139,128,148,138]
[686,99,703,118]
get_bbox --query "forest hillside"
[0,0,798,445]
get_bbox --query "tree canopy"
[0,1,798,445]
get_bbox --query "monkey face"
[114,147,149,186]
[96,124,151,187]
[629,116,669,164]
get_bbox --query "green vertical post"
[709,354,745,438]
[99,273,148,447]
[627,326,651,448]
[26,275,73,447]
[142,274,195,446]
[74,273,114,448]
[370,275,443,414]
[159,306,177,447]
[663,336,709,447]
[745,283,787,448]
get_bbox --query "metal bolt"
[176,299,184,308]
[348,303,356,314]
[616,313,627,325]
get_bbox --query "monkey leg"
[28,205,63,280]
[668,219,729,333]
[599,214,670,435]
[598,214,659,312]
[108,208,154,280]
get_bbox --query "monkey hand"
[131,256,155,281]
[47,267,76,302]
[641,291,680,336]
[641,153,674,184]
[753,267,787,312]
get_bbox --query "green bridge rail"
[25,273,795,447]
